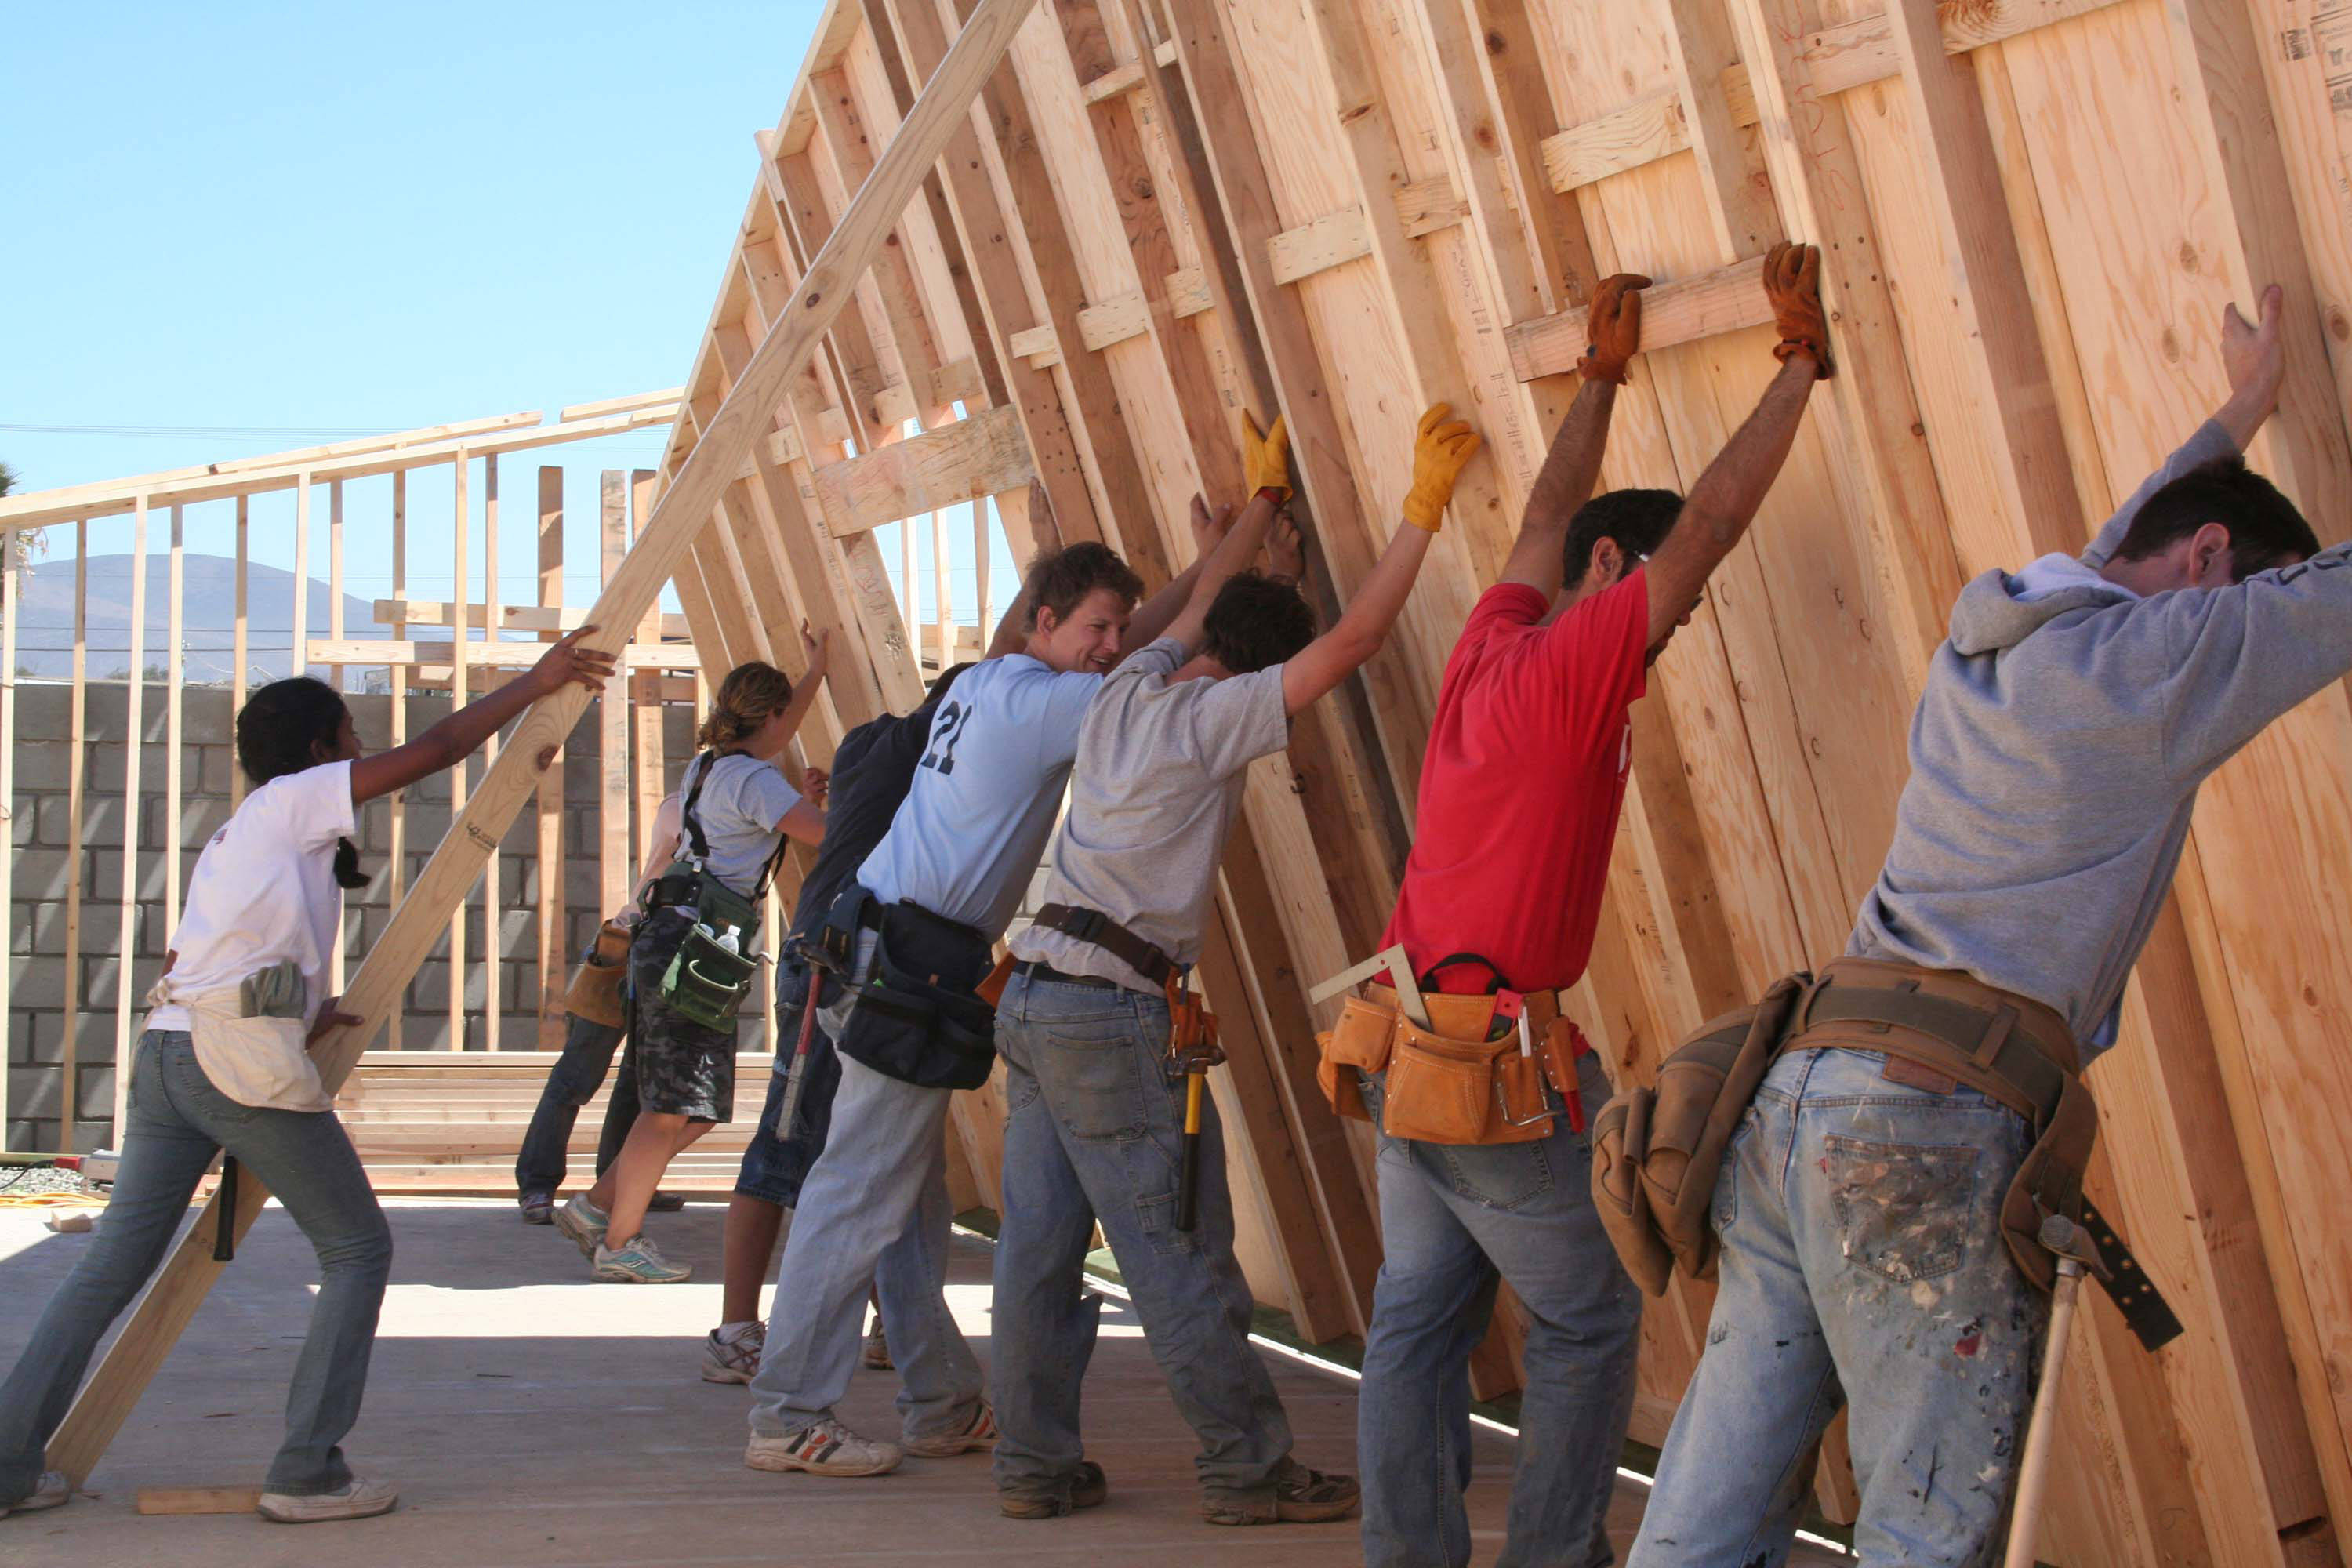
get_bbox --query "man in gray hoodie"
[1630,287,2330,1566]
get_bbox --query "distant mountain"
[8,554,390,685]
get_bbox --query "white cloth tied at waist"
[143,975,333,1114]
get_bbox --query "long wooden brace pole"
[44,0,1037,1485]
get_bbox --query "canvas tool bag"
[1316,956,1585,1145]
[646,750,790,1031]
[147,958,332,1113]
[827,888,1000,1092]
[1589,957,2180,1351]
[563,917,637,1028]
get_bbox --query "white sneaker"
[256,1476,399,1523]
[702,1321,767,1383]
[0,1472,68,1518]
[553,1194,608,1259]
[594,1233,692,1283]
[745,1419,903,1478]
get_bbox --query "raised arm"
[350,624,615,805]
[1283,405,1478,713]
[1501,274,1647,594]
[1158,489,1283,656]
[1642,244,1828,646]
[1119,412,1289,655]
[769,621,833,742]
[2083,285,2285,568]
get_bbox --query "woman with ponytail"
[556,628,829,1283]
[0,628,613,1527]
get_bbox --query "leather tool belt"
[563,917,637,1028]
[1317,980,1589,1146]
[1589,957,2180,1352]
[1030,902,1176,987]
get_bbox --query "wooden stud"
[164,506,184,936]
[384,473,407,1048]
[449,453,469,1051]
[481,456,502,1044]
[230,495,249,808]
[60,520,86,1153]
[598,473,631,924]
[291,474,309,678]
[112,495,149,1140]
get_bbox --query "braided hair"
[235,677,368,889]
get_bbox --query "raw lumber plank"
[111,495,149,1138]
[1503,255,1777,382]
[535,466,567,1045]
[136,1486,263,1515]
[41,0,1040,1483]
[811,404,1035,535]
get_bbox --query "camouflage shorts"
[628,908,739,1121]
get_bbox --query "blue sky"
[2,0,1011,645]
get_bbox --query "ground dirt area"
[0,1199,1843,1565]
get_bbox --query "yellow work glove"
[1402,403,1481,532]
[1242,410,1290,501]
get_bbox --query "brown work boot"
[1000,1461,1109,1519]
[1202,1459,1360,1526]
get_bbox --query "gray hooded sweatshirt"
[1849,420,2352,1058]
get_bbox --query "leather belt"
[1033,903,1175,986]
[1018,959,1122,992]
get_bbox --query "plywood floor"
[0,1200,1844,1565]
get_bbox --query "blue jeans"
[1357,1051,1641,1568]
[991,970,1293,1508]
[1630,1047,2042,1567]
[744,1033,985,1443]
[0,1032,393,1502]
[514,1011,639,1197]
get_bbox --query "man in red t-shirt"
[1356,245,1832,1568]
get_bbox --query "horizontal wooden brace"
[872,381,920,429]
[1395,176,1471,238]
[811,404,1036,536]
[1540,0,2129,194]
[930,355,987,408]
[1166,266,1214,318]
[1267,205,1373,286]
[1079,35,1179,101]
[369,600,694,639]
[306,640,703,670]
[1076,292,1152,351]
[557,388,686,422]
[764,427,805,466]
[1504,256,1775,382]
[1007,324,1062,367]
[0,405,678,531]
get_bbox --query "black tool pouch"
[834,900,999,1091]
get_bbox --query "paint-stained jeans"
[0,1032,392,1504]
[1630,1047,2043,1568]
[991,970,1294,1512]
[1356,1051,1642,1568]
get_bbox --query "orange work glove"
[1577,273,1651,385]
[1402,404,1482,532]
[1765,241,1831,378]
[1241,410,1291,501]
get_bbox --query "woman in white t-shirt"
[0,628,613,1527]
[554,650,829,1283]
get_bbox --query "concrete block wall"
[6,680,699,1153]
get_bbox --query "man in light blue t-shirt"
[742,521,1245,1480]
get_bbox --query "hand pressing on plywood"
[1765,241,1831,379]
[2218,284,2285,449]
[1266,513,1305,586]
[1577,273,1651,386]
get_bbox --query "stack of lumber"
[339,1051,775,1195]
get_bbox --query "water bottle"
[716,926,742,956]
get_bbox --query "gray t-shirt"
[680,751,802,897]
[1011,639,1291,992]
[858,653,1103,939]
